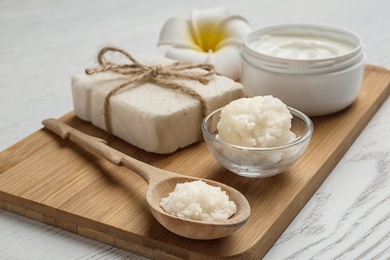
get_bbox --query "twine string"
[85,46,215,134]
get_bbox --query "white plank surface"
[1,0,389,259]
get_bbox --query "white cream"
[254,32,356,60]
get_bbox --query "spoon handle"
[42,118,161,183]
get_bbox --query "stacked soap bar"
[72,54,244,154]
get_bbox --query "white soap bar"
[72,54,244,154]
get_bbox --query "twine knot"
[150,66,161,78]
[85,46,215,134]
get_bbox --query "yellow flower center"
[190,18,226,53]
[196,25,225,52]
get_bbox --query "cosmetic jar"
[241,23,365,117]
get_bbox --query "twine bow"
[85,46,215,134]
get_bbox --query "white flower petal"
[165,47,212,64]
[215,38,242,50]
[214,15,252,48]
[212,45,242,80]
[158,17,202,51]
[165,45,241,80]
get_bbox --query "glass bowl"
[202,106,314,178]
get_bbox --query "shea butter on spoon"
[160,179,237,222]
[42,119,250,240]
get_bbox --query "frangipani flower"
[158,7,251,80]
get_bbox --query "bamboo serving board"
[1,65,389,259]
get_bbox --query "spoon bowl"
[146,175,250,239]
[42,119,250,240]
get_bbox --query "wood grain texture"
[1,66,389,259]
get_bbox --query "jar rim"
[242,23,364,73]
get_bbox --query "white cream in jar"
[241,23,365,117]
[253,33,356,60]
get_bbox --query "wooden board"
[1,65,389,259]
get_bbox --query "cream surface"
[254,32,356,60]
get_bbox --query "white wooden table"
[1,0,389,259]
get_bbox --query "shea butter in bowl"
[241,23,365,117]
[202,96,313,178]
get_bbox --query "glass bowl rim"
[202,106,314,152]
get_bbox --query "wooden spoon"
[42,119,250,240]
